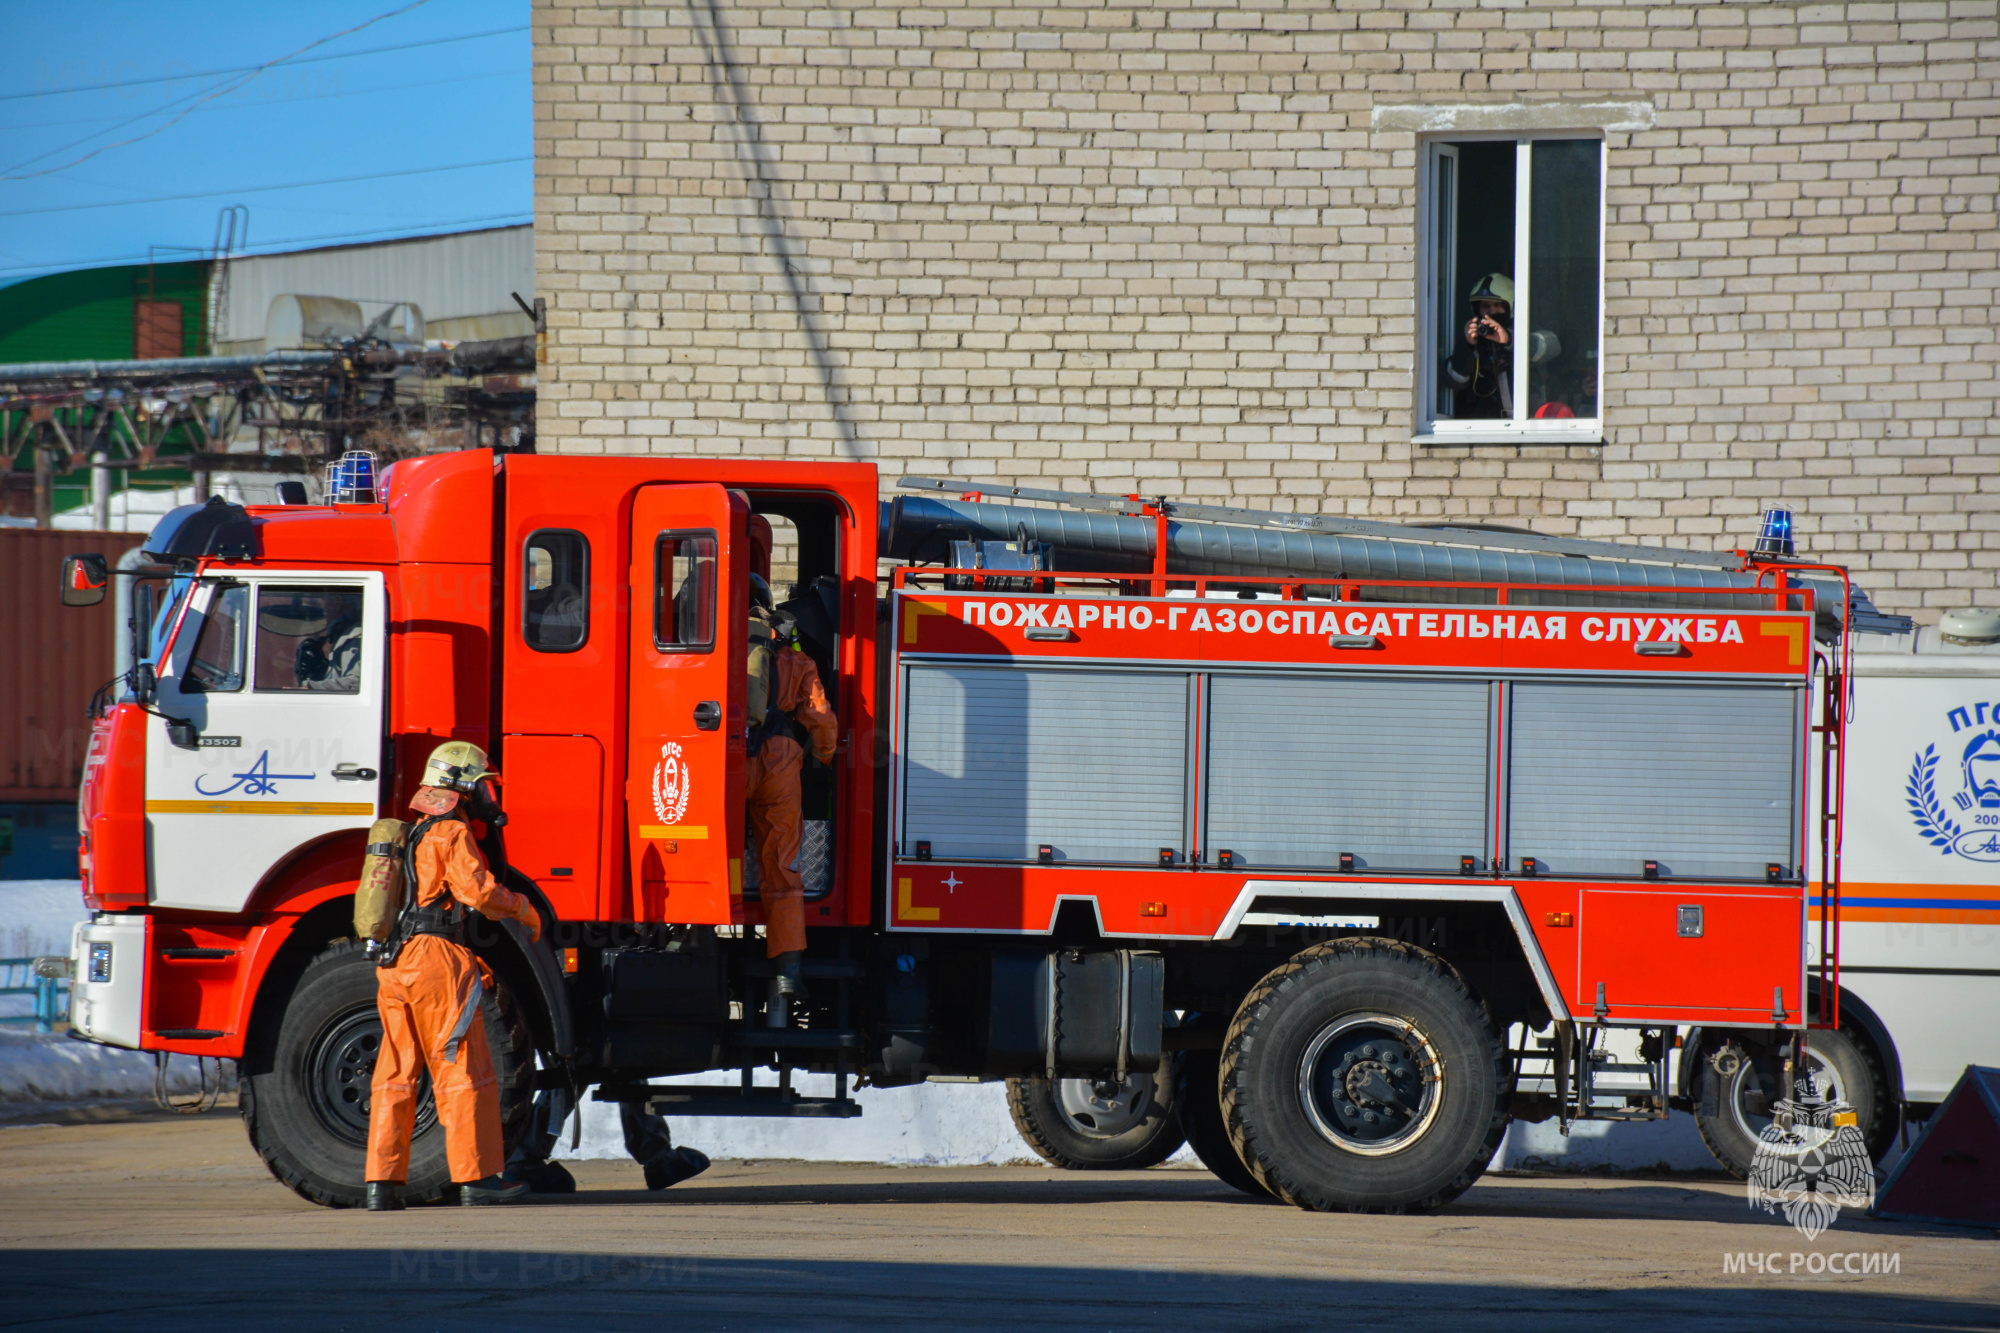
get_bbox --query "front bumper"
[68,916,147,1049]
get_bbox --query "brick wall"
[534,1,1998,619]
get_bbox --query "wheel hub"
[305,1004,436,1148]
[1343,1056,1407,1109]
[1055,1074,1154,1139]
[1727,1044,1844,1147]
[1299,1015,1442,1155]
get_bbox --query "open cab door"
[626,485,748,923]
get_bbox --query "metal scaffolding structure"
[0,335,535,528]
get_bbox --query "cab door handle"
[331,763,378,781]
[693,701,721,731]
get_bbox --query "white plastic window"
[1419,136,1604,443]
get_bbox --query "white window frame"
[1415,132,1607,446]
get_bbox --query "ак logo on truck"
[193,750,312,797]
[652,741,691,825]
[1907,703,2000,862]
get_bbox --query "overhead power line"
[2,66,526,133]
[0,22,527,102]
[0,0,442,180]
[0,156,530,218]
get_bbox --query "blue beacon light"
[331,450,379,504]
[1754,506,1795,559]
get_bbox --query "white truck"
[1682,608,2000,1176]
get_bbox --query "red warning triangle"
[1872,1065,2000,1228]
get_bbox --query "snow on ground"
[0,1029,214,1104]
[0,881,209,1102]
[0,880,86,962]
[0,879,1725,1170]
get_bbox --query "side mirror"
[133,662,157,706]
[61,554,109,607]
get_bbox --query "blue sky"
[0,0,529,285]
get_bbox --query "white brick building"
[533,0,1998,619]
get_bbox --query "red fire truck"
[56,448,1874,1211]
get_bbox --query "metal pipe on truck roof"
[883,493,1889,630]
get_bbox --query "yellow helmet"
[1468,272,1514,308]
[422,740,491,791]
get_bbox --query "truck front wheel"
[240,939,534,1208]
[1006,1065,1186,1170]
[1221,938,1508,1213]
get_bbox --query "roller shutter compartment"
[900,665,1189,864]
[1204,674,1492,872]
[1507,682,1798,879]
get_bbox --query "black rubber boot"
[365,1181,404,1212]
[504,1160,576,1194]
[459,1174,531,1206]
[643,1146,711,1191]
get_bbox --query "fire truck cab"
[62,448,1845,1212]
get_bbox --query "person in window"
[532,583,585,649]
[297,593,363,692]
[1441,273,1561,419]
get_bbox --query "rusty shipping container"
[1,527,146,802]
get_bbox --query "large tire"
[240,940,534,1208]
[1007,1064,1186,1170]
[1692,1025,1885,1179]
[1221,938,1508,1214]
[1175,1048,1273,1198]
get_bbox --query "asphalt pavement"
[0,1103,1994,1331]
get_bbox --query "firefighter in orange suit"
[365,742,543,1211]
[744,575,838,1018]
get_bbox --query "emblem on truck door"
[652,741,692,824]
[1908,713,2000,862]
[193,750,313,797]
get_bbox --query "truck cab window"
[181,584,247,693]
[523,529,589,652]
[255,586,365,693]
[655,531,716,651]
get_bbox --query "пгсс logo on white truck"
[1907,704,2000,862]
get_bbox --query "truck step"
[639,1085,863,1119]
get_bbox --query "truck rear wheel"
[1221,938,1508,1213]
[1175,1047,1273,1198]
[1692,1025,1883,1179]
[240,939,534,1208]
[1006,1065,1186,1170]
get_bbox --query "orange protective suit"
[746,648,837,957]
[365,814,538,1185]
